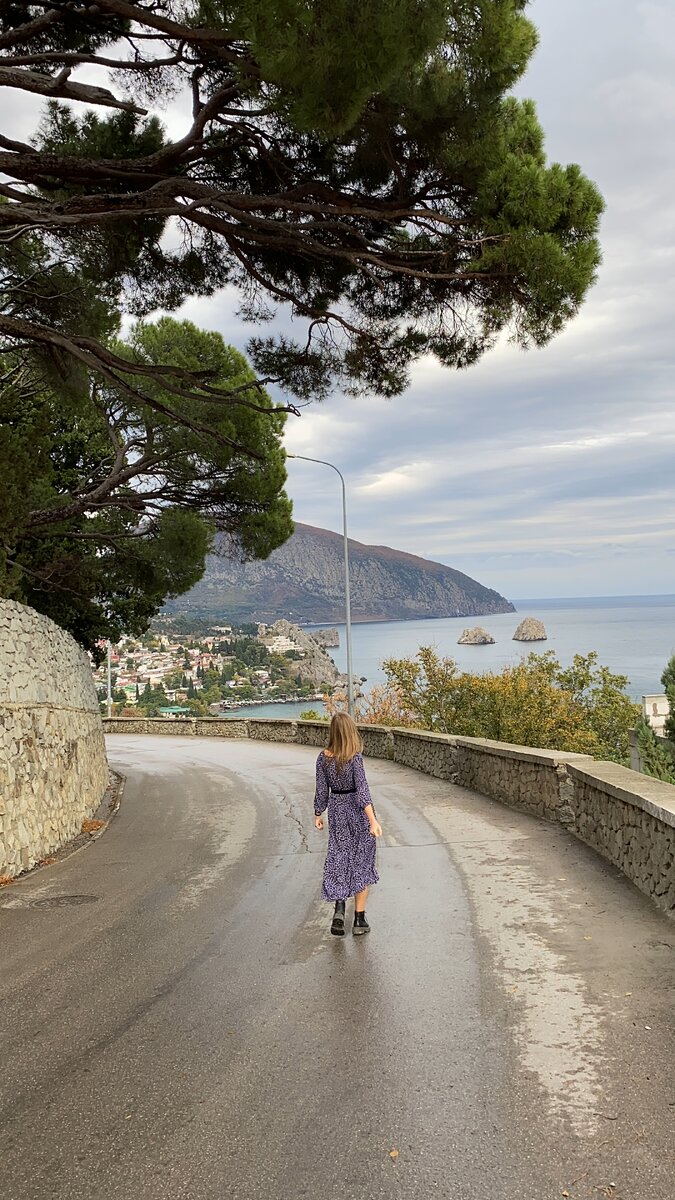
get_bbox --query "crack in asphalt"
[280,791,309,853]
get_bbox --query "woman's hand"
[369,820,382,838]
[315,815,324,830]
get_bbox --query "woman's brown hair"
[326,712,363,773]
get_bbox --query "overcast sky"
[7,2,675,600]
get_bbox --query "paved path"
[0,736,673,1200]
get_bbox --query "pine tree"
[634,717,675,784]
[1,1,603,402]
[0,318,292,656]
[661,655,675,744]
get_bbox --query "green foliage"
[661,655,675,744]
[0,318,292,655]
[164,669,186,690]
[1,1,604,399]
[554,653,640,765]
[1,2,606,656]
[634,717,675,784]
[379,647,640,762]
[234,0,450,136]
[219,637,269,667]
[136,682,169,716]
[299,709,328,722]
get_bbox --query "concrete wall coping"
[389,727,458,745]
[227,716,296,725]
[452,736,595,768]
[568,760,675,829]
[121,715,196,723]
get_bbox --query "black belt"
[331,787,356,794]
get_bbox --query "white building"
[266,635,297,654]
[643,694,670,735]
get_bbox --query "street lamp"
[106,640,113,718]
[286,454,355,717]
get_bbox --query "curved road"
[0,736,673,1200]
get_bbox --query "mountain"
[164,524,514,623]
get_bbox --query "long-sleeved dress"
[314,751,379,901]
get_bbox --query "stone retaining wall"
[104,716,675,913]
[391,727,456,780]
[568,762,675,910]
[1,600,109,878]
[453,738,593,823]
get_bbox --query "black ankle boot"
[330,900,346,936]
[353,911,370,935]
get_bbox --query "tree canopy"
[0,0,604,403]
[661,655,675,744]
[331,647,639,763]
[0,316,292,654]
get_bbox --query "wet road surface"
[0,735,673,1200]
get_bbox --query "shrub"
[329,648,640,763]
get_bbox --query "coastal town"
[91,618,342,717]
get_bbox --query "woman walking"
[314,712,382,936]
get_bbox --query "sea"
[328,596,675,701]
[230,596,675,718]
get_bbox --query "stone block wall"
[1,600,109,878]
[392,728,457,780]
[103,716,675,913]
[568,762,675,910]
[359,725,394,760]
[295,720,330,748]
[247,718,299,742]
[105,716,197,735]
[454,738,593,822]
[196,718,249,739]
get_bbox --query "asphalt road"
[0,736,673,1200]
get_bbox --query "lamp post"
[287,454,355,717]
[106,640,113,718]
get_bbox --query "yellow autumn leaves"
[327,648,640,763]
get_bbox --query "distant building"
[643,694,670,735]
[264,635,297,654]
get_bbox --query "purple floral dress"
[314,751,379,901]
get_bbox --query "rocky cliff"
[312,628,340,648]
[266,620,341,688]
[165,523,515,623]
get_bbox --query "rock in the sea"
[458,626,495,645]
[312,627,340,648]
[513,617,547,642]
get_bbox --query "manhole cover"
[1,894,100,909]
